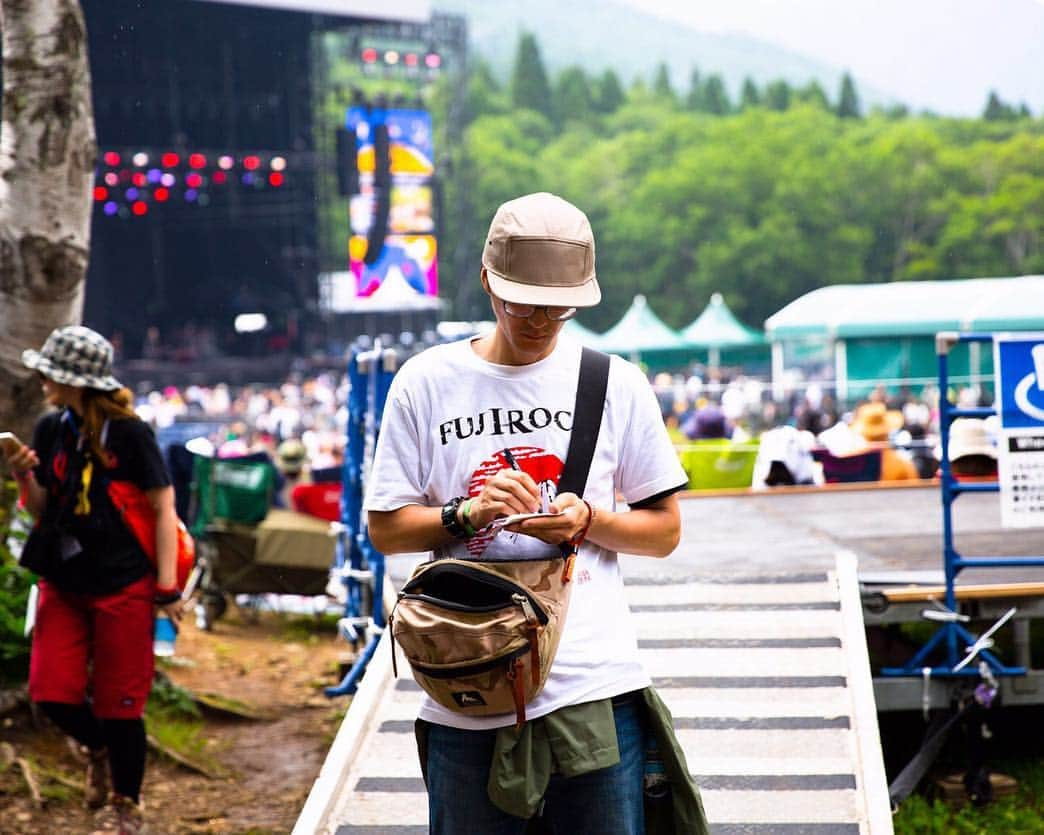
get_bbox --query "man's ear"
[480,268,491,296]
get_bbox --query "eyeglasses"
[500,300,577,322]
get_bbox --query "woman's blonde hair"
[81,387,137,466]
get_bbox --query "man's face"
[482,272,567,365]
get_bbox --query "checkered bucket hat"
[22,326,123,391]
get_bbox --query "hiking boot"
[91,793,147,835]
[84,747,109,809]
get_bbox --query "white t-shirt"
[365,335,687,729]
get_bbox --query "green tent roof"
[765,276,1044,340]
[561,318,603,347]
[597,294,685,354]
[680,293,765,347]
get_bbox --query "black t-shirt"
[31,410,171,595]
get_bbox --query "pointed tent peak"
[681,293,764,348]
[598,294,684,354]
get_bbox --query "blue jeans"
[426,698,646,835]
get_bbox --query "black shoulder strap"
[557,348,611,498]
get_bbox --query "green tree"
[796,80,830,110]
[739,77,760,109]
[684,68,702,110]
[652,62,676,103]
[763,79,791,111]
[553,66,593,127]
[593,69,625,114]
[509,32,552,120]
[837,72,861,118]
[983,90,1017,121]
[700,75,731,115]
[465,59,508,121]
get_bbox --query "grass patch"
[145,676,228,775]
[280,612,340,643]
[894,757,1044,833]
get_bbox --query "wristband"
[12,470,31,483]
[154,586,181,606]
[573,500,595,547]
[459,499,478,537]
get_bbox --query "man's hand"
[467,469,542,530]
[508,492,591,546]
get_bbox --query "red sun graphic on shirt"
[463,446,563,558]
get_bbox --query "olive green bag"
[388,348,610,727]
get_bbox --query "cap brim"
[22,349,122,391]
[485,269,601,308]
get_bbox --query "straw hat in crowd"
[851,402,904,442]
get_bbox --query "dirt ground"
[0,601,355,834]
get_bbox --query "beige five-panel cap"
[482,192,601,308]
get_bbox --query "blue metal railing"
[881,332,1044,678]
[325,343,395,697]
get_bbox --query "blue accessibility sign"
[995,335,1044,429]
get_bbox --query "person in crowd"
[275,437,310,508]
[851,401,918,480]
[3,326,181,835]
[681,402,732,441]
[364,193,699,834]
[943,417,998,479]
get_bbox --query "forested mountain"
[422,31,1044,332]
[434,0,896,109]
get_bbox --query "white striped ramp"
[295,552,892,834]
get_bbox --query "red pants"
[29,576,155,719]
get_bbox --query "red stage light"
[361,47,378,63]
[161,152,180,168]
[131,201,148,216]
[103,151,121,167]
[154,187,170,202]
[243,155,260,171]
[185,172,203,188]
[268,172,284,187]
[212,171,227,184]
[188,153,207,169]
[132,172,147,187]
[93,186,108,201]
[405,53,419,67]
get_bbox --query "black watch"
[441,496,469,539]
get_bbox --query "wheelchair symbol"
[1013,344,1044,422]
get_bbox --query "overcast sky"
[618,0,1044,115]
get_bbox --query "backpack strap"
[557,347,611,498]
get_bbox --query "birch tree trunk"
[0,0,95,440]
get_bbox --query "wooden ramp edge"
[294,552,893,835]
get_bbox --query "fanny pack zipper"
[409,643,530,679]
[400,562,550,625]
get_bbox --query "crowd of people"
[649,370,998,487]
[116,359,1000,495]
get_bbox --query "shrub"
[0,479,34,683]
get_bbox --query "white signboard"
[190,0,431,23]
[993,333,1044,528]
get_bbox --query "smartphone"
[0,432,23,456]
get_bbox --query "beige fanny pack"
[388,348,610,727]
